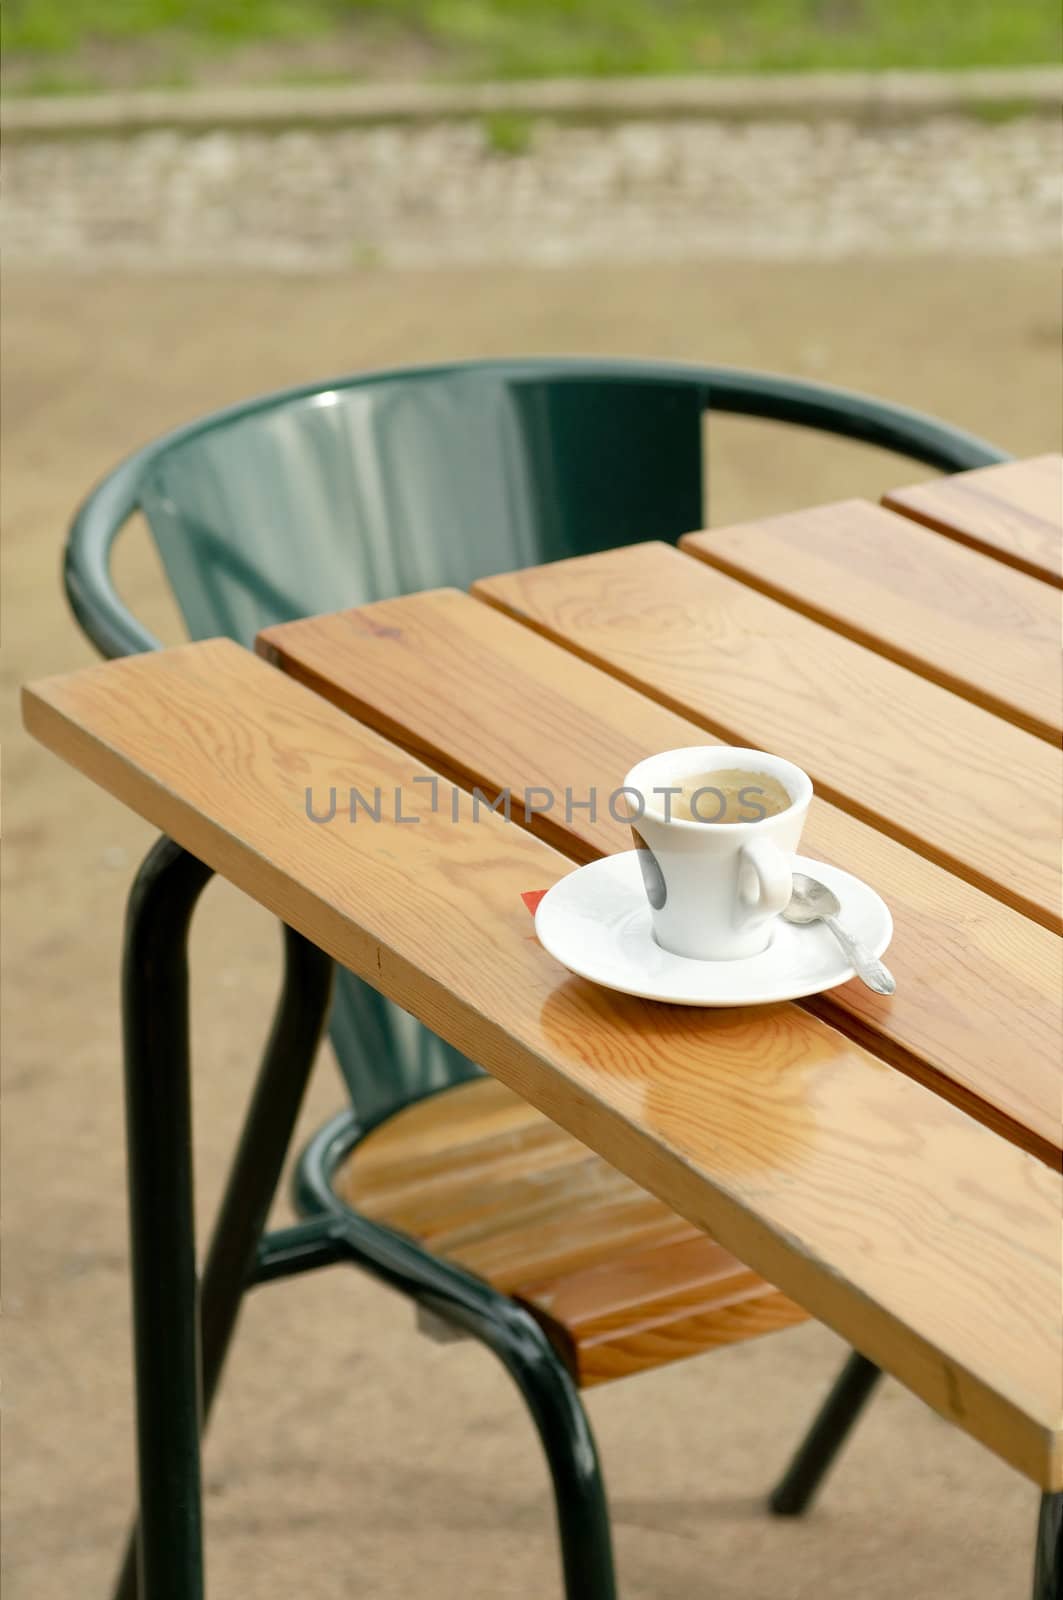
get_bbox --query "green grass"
[3,0,1060,83]
[481,109,535,154]
[2,2,334,53]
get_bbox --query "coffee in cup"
[662,767,794,825]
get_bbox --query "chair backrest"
[137,364,705,650]
[134,362,706,1125]
[66,357,1009,1127]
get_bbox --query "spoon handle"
[823,916,896,995]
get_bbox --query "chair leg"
[486,1314,618,1600]
[114,837,334,1600]
[287,1129,621,1600]
[769,1351,882,1517]
[1034,1492,1062,1600]
[259,1221,620,1600]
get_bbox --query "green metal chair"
[64,359,1014,1600]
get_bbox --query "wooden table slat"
[681,499,1061,743]
[473,542,1061,932]
[883,453,1062,587]
[259,589,1062,1165]
[21,639,1063,1488]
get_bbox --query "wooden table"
[23,454,1063,1597]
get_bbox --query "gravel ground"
[5,113,1059,269]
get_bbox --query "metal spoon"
[783,872,896,995]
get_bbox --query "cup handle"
[737,838,792,927]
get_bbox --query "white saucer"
[535,852,892,1006]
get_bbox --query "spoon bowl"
[782,871,896,995]
[784,872,842,924]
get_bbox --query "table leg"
[121,837,213,1600]
[1034,1492,1062,1600]
[115,835,336,1599]
[115,838,336,1599]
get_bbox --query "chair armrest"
[65,456,163,658]
[700,367,1012,475]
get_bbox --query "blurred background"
[2,0,1061,86]
[3,5,1061,1599]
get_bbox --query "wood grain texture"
[521,1235,802,1387]
[883,454,1062,587]
[259,589,1063,1165]
[22,640,1063,1486]
[473,543,1061,932]
[681,499,1061,743]
[341,1075,807,1386]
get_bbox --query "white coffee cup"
[622,746,812,961]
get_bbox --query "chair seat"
[339,1077,807,1387]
